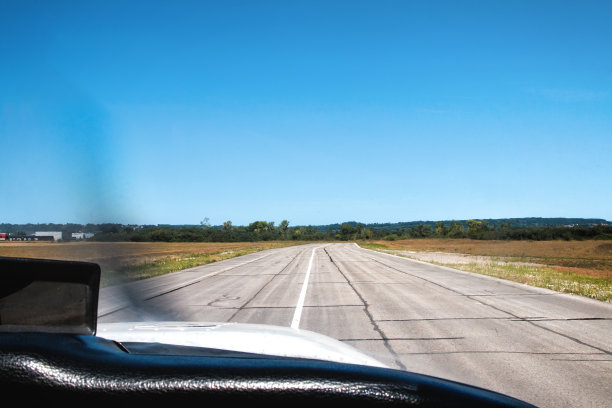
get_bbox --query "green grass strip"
[361,245,611,303]
[101,246,282,287]
[434,262,612,302]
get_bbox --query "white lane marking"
[291,247,318,329]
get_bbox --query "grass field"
[0,241,303,286]
[3,239,610,300]
[360,239,612,302]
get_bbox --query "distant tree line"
[379,220,612,241]
[311,217,610,233]
[2,219,611,243]
[91,220,329,242]
[87,220,612,242]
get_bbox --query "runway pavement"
[98,243,612,407]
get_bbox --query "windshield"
[1,2,611,408]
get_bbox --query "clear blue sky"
[1,1,611,226]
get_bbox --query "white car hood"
[97,321,387,369]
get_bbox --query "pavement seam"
[467,295,612,356]
[339,337,465,341]
[370,257,466,296]
[359,245,612,307]
[323,246,407,370]
[369,253,612,356]
[226,247,307,322]
[99,251,278,317]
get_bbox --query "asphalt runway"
[98,243,612,407]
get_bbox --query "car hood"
[97,321,388,368]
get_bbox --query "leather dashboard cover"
[0,332,536,407]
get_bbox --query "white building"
[71,232,94,240]
[34,231,63,241]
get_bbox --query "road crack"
[370,255,612,356]
[227,250,305,322]
[324,247,407,370]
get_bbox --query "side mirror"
[0,257,100,335]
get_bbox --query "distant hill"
[307,218,610,232]
[1,217,609,235]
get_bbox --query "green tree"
[279,220,289,238]
[410,223,433,238]
[435,221,449,237]
[357,223,365,238]
[339,223,357,240]
[248,221,275,233]
[466,220,488,239]
[448,220,465,238]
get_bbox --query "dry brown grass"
[366,239,612,279]
[361,239,612,302]
[0,241,298,272]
